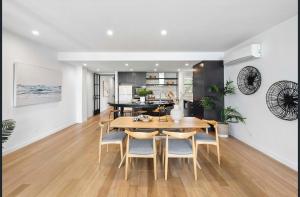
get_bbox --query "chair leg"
[107,144,109,152]
[196,144,201,169]
[162,150,165,166]
[120,143,123,161]
[153,155,157,180]
[125,155,129,180]
[193,155,197,180]
[98,144,102,164]
[165,155,168,180]
[217,144,221,166]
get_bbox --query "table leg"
[114,106,118,119]
[120,107,124,117]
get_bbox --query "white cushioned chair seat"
[168,139,193,155]
[129,139,154,155]
[195,133,216,142]
[102,131,126,142]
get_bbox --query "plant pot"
[217,123,229,138]
[170,105,183,123]
[140,96,146,103]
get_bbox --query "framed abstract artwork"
[13,63,62,107]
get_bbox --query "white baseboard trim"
[218,134,229,138]
[2,121,76,156]
[230,135,298,171]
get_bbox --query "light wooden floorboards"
[3,110,298,197]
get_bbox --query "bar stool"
[132,108,147,116]
[123,107,133,116]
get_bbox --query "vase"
[218,123,229,138]
[140,96,146,103]
[170,105,183,123]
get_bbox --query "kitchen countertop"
[183,97,193,102]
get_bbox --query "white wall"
[86,70,94,118]
[2,30,81,154]
[114,71,118,103]
[178,71,184,110]
[224,16,298,171]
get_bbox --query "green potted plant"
[2,119,16,147]
[136,88,153,103]
[200,80,245,137]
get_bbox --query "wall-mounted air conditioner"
[224,44,262,66]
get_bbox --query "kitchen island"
[108,100,174,117]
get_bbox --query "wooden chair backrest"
[201,119,219,142]
[162,131,196,139]
[125,130,158,139]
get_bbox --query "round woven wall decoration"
[237,66,261,95]
[266,80,298,121]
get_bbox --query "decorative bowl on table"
[141,115,153,122]
[132,115,153,122]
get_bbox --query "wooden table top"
[110,116,210,129]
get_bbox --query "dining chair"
[124,130,159,180]
[162,131,197,180]
[109,109,120,120]
[195,120,220,165]
[98,120,126,165]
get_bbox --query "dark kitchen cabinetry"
[118,72,146,86]
[192,61,224,121]
[183,100,194,117]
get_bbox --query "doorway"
[100,75,115,112]
[93,74,115,115]
[93,73,100,115]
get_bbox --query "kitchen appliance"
[119,85,133,103]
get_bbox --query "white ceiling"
[71,61,199,72]
[3,0,298,52]
[2,0,297,72]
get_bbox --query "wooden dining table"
[110,116,210,130]
[110,116,210,168]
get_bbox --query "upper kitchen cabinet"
[118,72,146,86]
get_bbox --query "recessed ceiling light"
[31,30,40,36]
[155,63,159,67]
[125,63,129,67]
[177,68,181,72]
[154,68,157,72]
[106,29,114,36]
[161,30,167,36]
[83,63,87,66]
[185,63,189,66]
[96,68,100,71]
[129,68,134,71]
